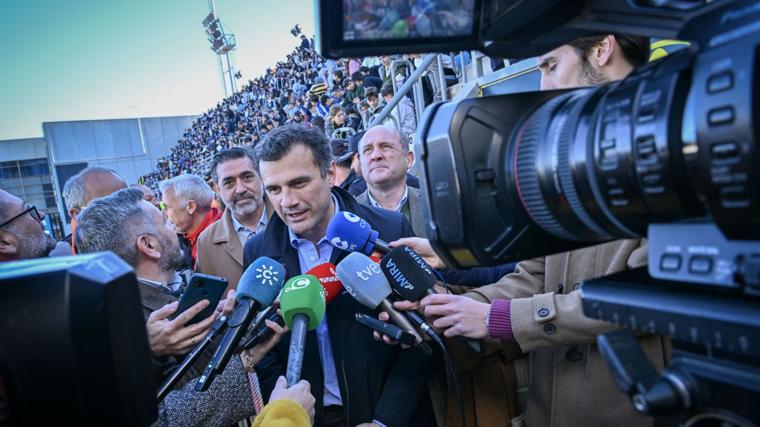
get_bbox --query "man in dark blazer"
[244,124,436,427]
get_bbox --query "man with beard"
[0,189,57,262]
[197,147,273,291]
[75,188,316,426]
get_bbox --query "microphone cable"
[429,329,467,427]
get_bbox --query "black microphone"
[335,252,433,357]
[381,246,480,352]
[238,305,285,351]
[195,257,286,391]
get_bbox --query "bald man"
[131,183,161,209]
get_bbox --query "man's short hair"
[158,174,214,210]
[208,147,258,182]
[63,166,126,211]
[351,71,364,82]
[361,125,409,154]
[365,87,378,99]
[569,34,651,68]
[75,188,153,268]
[255,124,332,177]
[380,84,394,98]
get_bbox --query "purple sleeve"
[487,299,514,342]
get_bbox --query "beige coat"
[196,203,272,292]
[464,239,670,427]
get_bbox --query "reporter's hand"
[245,319,288,365]
[146,299,217,357]
[370,311,410,348]
[215,289,236,316]
[420,294,491,339]
[269,376,316,423]
[388,237,445,269]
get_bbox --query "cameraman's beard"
[11,229,56,260]
[579,59,608,87]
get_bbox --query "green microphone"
[280,274,327,386]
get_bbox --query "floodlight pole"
[206,0,237,98]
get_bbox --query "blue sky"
[0,0,315,140]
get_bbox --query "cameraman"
[398,34,670,427]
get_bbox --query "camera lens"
[509,58,705,243]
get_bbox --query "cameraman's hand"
[421,294,490,339]
[269,376,316,424]
[388,237,445,269]
[146,300,217,357]
[245,319,288,365]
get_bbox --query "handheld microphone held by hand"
[335,252,433,357]
[195,257,285,391]
[381,246,438,301]
[382,246,480,351]
[243,263,342,351]
[327,211,392,254]
[281,274,326,386]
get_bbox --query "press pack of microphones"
[158,211,445,399]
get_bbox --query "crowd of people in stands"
[1,28,665,427]
[140,34,445,192]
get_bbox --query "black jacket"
[243,187,436,427]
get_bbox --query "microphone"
[381,246,480,352]
[335,252,433,357]
[240,263,342,351]
[380,245,437,301]
[327,211,392,255]
[380,246,444,346]
[306,262,343,303]
[280,275,326,386]
[195,257,286,391]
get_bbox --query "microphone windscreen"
[335,252,391,309]
[238,256,286,306]
[326,211,378,254]
[380,246,437,302]
[306,263,343,303]
[280,275,326,330]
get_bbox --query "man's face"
[135,185,160,208]
[0,192,56,261]
[141,201,182,272]
[260,144,335,243]
[84,173,127,207]
[368,96,379,109]
[359,127,413,190]
[216,157,264,220]
[537,44,605,90]
[161,188,194,234]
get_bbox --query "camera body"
[316,0,760,424]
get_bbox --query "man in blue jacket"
[243,124,435,427]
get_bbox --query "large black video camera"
[317,0,759,425]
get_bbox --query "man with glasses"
[0,189,56,262]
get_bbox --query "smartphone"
[354,313,417,346]
[175,273,228,325]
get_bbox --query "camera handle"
[598,330,694,416]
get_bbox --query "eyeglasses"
[0,204,43,228]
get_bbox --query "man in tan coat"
[196,147,273,291]
[393,34,666,426]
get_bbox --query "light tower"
[202,0,238,97]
